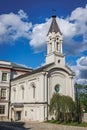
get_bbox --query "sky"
[0,0,87,85]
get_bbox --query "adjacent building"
[10,15,75,122]
[0,60,32,120]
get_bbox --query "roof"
[47,15,62,35]
[11,62,75,81]
[0,60,32,71]
[11,62,32,71]
[11,63,54,81]
[65,65,75,76]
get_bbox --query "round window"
[55,84,60,92]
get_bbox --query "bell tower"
[46,15,65,65]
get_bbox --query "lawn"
[46,120,87,127]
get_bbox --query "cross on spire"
[47,12,62,35]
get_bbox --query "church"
[10,15,75,122]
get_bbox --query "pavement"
[0,121,87,130]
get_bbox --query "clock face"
[55,84,60,92]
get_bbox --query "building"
[0,60,32,120]
[10,15,75,122]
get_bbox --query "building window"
[56,42,59,51]
[55,84,60,93]
[2,73,7,81]
[25,111,27,116]
[49,43,52,52]
[31,83,36,99]
[32,85,36,98]
[1,89,6,99]
[21,86,24,99]
[56,37,59,40]
[0,105,5,114]
[13,88,16,100]
[20,85,24,99]
[58,59,60,63]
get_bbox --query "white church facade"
[10,15,75,122]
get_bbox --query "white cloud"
[30,4,87,54]
[57,17,76,37]
[29,17,76,52]
[18,9,28,19]
[70,5,87,23]
[0,10,32,43]
[0,7,87,85]
[30,19,51,51]
[71,56,87,85]
[0,5,87,55]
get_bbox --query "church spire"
[46,14,64,65]
[47,14,62,35]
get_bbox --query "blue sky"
[0,0,87,84]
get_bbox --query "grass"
[46,120,87,127]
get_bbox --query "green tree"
[49,93,61,121]
[60,95,75,122]
[75,84,87,113]
[49,93,75,122]
[80,85,87,112]
[74,83,85,123]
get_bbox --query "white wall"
[23,105,46,121]
[11,73,45,104]
[11,72,48,121]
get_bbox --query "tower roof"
[47,15,62,35]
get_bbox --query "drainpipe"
[42,71,48,121]
[8,79,11,120]
[46,71,48,121]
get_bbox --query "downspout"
[8,79,11,120]
[46,72,48,121]
[43,71,48,121]
[42,72,45,121]
[8,69,12,120]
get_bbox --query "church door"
[16,111,21,121]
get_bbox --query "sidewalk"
[24,122,87,130]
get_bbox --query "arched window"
[31,83,36,99]
[21,85,24,99]
[13,88,16,100]
[56,42,59,51]
[49,43,52,52]
[32,85,35,98]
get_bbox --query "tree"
[75,84,87,113]
[74,83,85,123]
[80,85,87,112]
[49,93,75,122]
[59,95,75,122]
[49,93,61,121]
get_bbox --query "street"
[0,122,29,130]
[0,121,87,130]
